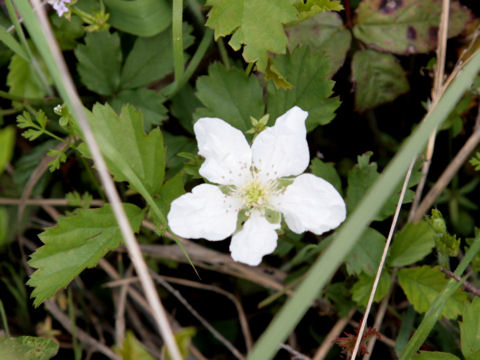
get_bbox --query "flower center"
[241,180,270,209]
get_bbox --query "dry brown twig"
[408,0,451,221]
[413,108,480,221]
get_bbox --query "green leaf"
[81,104,166,195]
[28,204,144,306]
[115,331,155,360]
[205,0,298,71]
[266,47,340,131]
[397,265,468,320]
[163,132,196,174]
[110,88,168,131]
[104,0,171,37]
[346,152,416,221]
[286,11,351,76]
[0,126,15,176]
[170,83,201,134]
[120,24,194,90]
[310,157,342,195]
[75,31,122,95]
[16,110,48,141]
[7,54,45,100]
[295,0,343,22]
[50,13,84,50]
[345,227,385,276]
[411,352,461,360]
[157,172,185,215]
[351,272,391,306]
[194,62,265,132]
[351,49,409,111]
[460,297,480,360]
[353,0,472,55]
[0,336,59,360]
[388,221,435,267]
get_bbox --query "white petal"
[194,117,252,186]
[167,184,240,241]
[229,212,280,266]
[274,174,346,235]
[251,106,309,181]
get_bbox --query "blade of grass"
[0,25,28,60]
[172,0,184,84]
[6,0,53,97]
[399,231,480,359]
[13,1,182,358]
[0,299,10,337]
[247,49,480,360]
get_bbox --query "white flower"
[167,106,346,266]
[47,0,71,17]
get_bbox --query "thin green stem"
[68,289,82,360]
[172,0,184,84]
[0,299,10,338]
[71,7,97,24]
[217,38,230,70]
[245,62,254,75]
[164,28,213,98]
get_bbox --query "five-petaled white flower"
[167,106,346,266]
[48,0,71,17]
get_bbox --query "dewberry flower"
[167,106,346,266]
[48,0,71,17]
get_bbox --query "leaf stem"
[218,38,230,69]
[172,0,184,84]
[164,28,213,98]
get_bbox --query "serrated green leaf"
[352,49,409,111]
[120,24,194,90]
[0,126,15,176]
[206,0,298,71]
[28,204,144,306]
[104,0,171,37]
[411,352,461,360]
[286,11,351,76]
[388,221,435,267]
[353,0,472,55]
[310,158,342,195]
[351,272,391,306]
[345,227,385,276]
[266,47,340,131]
[75,31,122,95]
[194,62,265,132]
[7,54,45,100]
[397,265,468,320]
[115,331,155,360]
[460,297,480,360]
[110,88,167,132]
[295,0,343,22]
[0,336,59,360]
[80,104,166,195]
